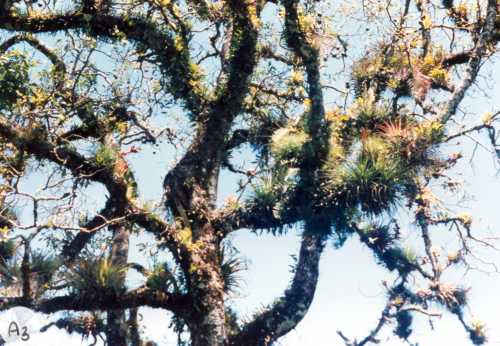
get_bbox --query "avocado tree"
[0,0,499,345]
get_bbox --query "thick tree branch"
[62,198,116,263]
[0,117,123,193]
[229,231,326,346]
[0,287,190,316]
[282,0,327,160]
[162,0,260,227]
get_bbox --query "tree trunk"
[190,290,226,346]
[106,223,130,346]
[107,310,128,346]
[188,227,227,346]
[128,308,142,346]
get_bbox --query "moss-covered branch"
[0,287,191,315]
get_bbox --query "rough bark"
[106,223,130,346]
[187,226,227,346]
[128,308,142,346]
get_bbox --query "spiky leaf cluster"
[67,258,127,297]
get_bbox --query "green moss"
[93,145,119,168]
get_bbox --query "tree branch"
[0,9,204,114]
[229,231,326,346]
[0,33,66,88]
[438,0,498,124]
[0,287,190,316]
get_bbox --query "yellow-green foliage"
[346,142,404,207]
[352,47,408,94]
[251,176,278,207]
[417,48,450,85]
[323,110,352,170]
[178,227,192,245]
[322,133,411,214]
[146,263,179,292]
[324,144,346,172]
[348,94,392,127]
[270,126,309,162]
[67,258,126,296]
[352,44,450,95]
[361,136,391,161]
[427,67,448,85]
[94,145,119,167]
[414,120,444,144]
[352,54,384,85]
